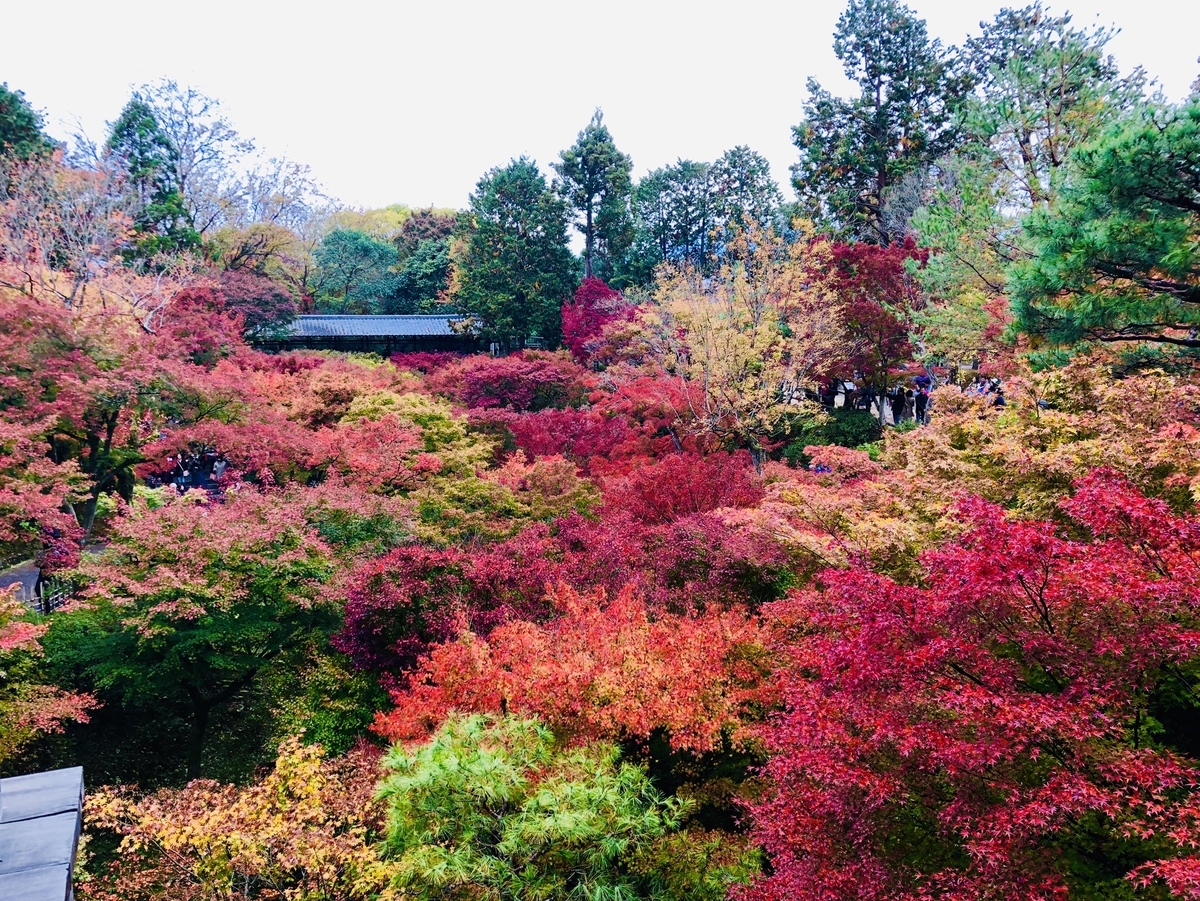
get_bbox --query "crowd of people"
[822,379,933,426]
[821,372,1006,427]
[148,447,228,494]
[964,375,1006,407]
[881,383,932,426]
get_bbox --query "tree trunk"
[584,204,594,279]
[78,490,100,538]
[186,696,210,780]
[667,427,684,455]
[116,466,136,504]
[749,445,764,475]
[184,672,258,779]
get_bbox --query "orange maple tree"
[373,582,772,753]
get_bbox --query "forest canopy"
[4,4,1200,900]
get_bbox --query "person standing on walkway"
[890,388,906,425]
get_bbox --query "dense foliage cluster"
[3,4,1200,900]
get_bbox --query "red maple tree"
[743,470,1200,901]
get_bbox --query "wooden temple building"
[0,766,85,900]
[253,315,479,354]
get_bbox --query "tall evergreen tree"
[107,99,200,259]
[710,146,781,233]
[0,82,55,162]
[623,161,716,282]
[456,157,577,345]
[963,3,1146,210]
[553,110,633,280]
[792,0,969,243]
[621,148,780,284]
[662,160,718,271]
[620,168,676,286]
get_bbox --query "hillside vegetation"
[3,2,1200,899]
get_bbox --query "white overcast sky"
[6,0,1199,211]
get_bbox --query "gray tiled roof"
[0,767,84,901]
[287,315,468,338]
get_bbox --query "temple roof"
[285,315,468,338]
[0,766,84,901]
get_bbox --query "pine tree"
[1010,99,1200,360]
[964,2,1146,210]
[792,0,969,243]
[553,109,633,279]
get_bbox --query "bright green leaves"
[1010,99,1200,362]
[379,714,754,901]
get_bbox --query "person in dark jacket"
[890,388,906,425]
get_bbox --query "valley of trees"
[3,1,1200,898]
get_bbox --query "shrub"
[379,714,758,901]
[427,352,589,412]
[602,452,764,524]
[782,408,883,466]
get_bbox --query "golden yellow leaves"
[84,738,397,901]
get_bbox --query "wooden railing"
[7,576,74,615]
[36,581,74,614]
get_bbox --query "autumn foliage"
[744,471,1200,901]
[85,739,392,901]
[2,273,1194,901]
[423,350,589,412]
[0,585,93,762]
[10,54,1200,901]
[820,239,925,396]
[7,149,1200,901]
[600,451,764,524]
[374,582,770,753]
[561,276,632,363]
